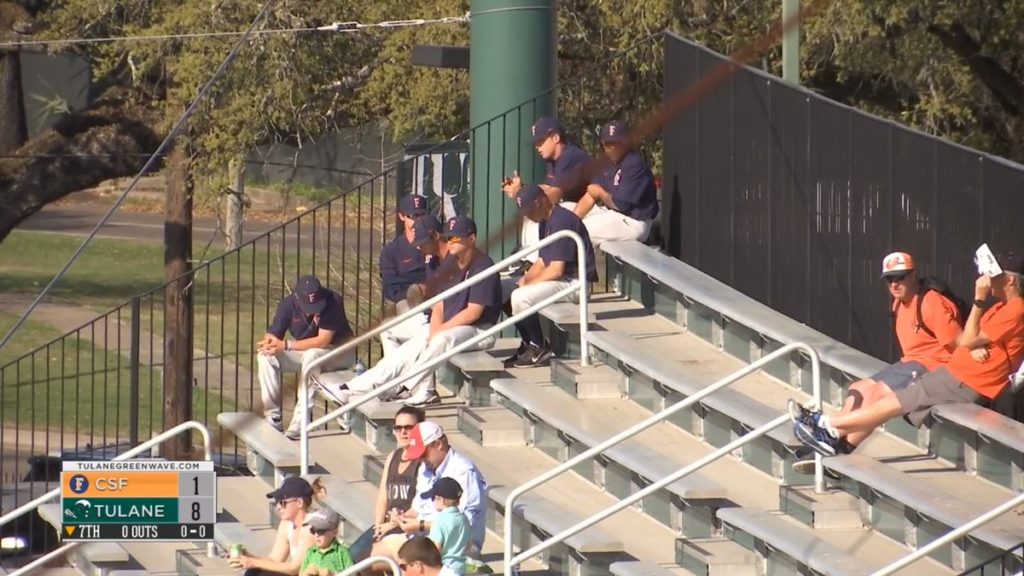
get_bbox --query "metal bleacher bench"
[489,485,623,555]
[826,454,1024,550]
[600,240,1024,476]
[490,378,726,501]
[716,507,869,576]
[587,330,801,451]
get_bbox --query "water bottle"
[354,358,366,375]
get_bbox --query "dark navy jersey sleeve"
[267,299,293,339]
[380,236,429,302]
[546,145,590,202]
[602,152,659,221]
[537,206,599,282]
[316,291,355,345]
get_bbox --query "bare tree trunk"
[163,142,194,459]
[225,159,244,250]
[0,50,26,153]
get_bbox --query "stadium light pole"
[782,0,800,84]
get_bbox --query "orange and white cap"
[880,251,915,278]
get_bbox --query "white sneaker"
[404,388,441,407]
[319,383,352,407]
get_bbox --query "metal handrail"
[299,230,591,474]
[870,491,1024,576]
[337,554,402,576]
[503,342,823,573]
[0,420,214,576]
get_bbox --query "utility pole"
[782,0,800,85]
[163,140,194,459]
[469,0,556,258]
[225,159,245,250]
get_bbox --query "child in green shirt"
[424,478,471,575]
[300,508,354,576]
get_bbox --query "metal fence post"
[129,296,141,447]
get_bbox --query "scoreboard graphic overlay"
[61,461,216,541]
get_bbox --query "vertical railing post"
[129,296,142,447]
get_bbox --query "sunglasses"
[885,273,909,283]
[447,235,464,244]
[394,424,415,432]
[309,527,334,536]
[274,497,300,507]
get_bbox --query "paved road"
[18,204,382,250]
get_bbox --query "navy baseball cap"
[516,184,546,214]
[412,215,443,248]
[266,476,313,501]
[445,215,477,238]
[294,275,327,315]
[599,120,629,144]
[398,195,428,217]
[531,117,563,145]
[422,477,463,501]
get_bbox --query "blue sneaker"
[794,419,840,457]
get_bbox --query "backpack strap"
[914,287,938,340]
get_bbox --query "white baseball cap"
[404,421,444,460]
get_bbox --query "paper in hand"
[975,243,1003,277]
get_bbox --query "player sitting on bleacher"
[381,194,431,315]
[793,252,1024,457]
[327,216,502,407]
[569,121,659,247]
[379,215,447,357]
[501,184,598,368]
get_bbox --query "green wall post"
[782,0,800,85]
[469,0,557,258]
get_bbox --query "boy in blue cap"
[503,185,598,367]
[424,477,471,575]
[334,216,502,407]
[572,120,659,246]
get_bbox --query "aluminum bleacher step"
[490,378,769,536]
[446,337,519,406]
[932,403,1024,492]
[217,412,305,484]
[826,453,1024,571]
[717,507,954,576]
[550,358,624,399]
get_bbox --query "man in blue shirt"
[380,215,445,357]
[381,195,431,314]
[502,117,591,264]
[572,120,659,246]
[256,275,355,438]
[504,185,598,367]
[399,422,487,559]
[335,216,502,407]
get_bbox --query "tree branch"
[926,22,1024,117]
[0,85,164,242]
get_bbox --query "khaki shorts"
[894,367,980,427]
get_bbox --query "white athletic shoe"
[404,387,441,407]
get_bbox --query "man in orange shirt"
[793,252,961,464]
[794,253,1024,457]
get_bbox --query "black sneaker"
[512,341,552,368]
[503,341,530,368]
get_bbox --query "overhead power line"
[0,14,469,49]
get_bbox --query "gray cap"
[303,508,340,531]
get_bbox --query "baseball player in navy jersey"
[323,216,502,407]
[571,120,659,246]
[257,275,356,438]
[503,185,599,367]
[380,215,448,357]
[381,195,431,314]
[502,117,591,264]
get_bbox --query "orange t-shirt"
[947,298,1024,399]
[894,291,962,370]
